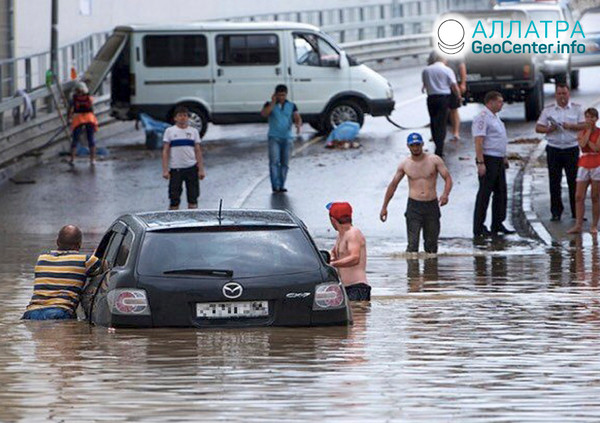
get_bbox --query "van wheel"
[323,100,364,133]
[176,104,208,138]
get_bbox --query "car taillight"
[107,289,150,315]
[523,65,531,79]
[313,283,345,310]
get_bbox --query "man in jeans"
[162,105,206,210]
[379,133,453,254]
[22,225,102,320]
[261,84,302,193]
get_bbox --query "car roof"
[131,209,300,231]
[115,21,320,33]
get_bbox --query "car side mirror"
[319,250,331,264]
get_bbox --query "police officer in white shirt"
[422,52,461,158]
[535,83,586,221]
[472,91,516,237]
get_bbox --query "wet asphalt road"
[1,66,600,244]
[3,65,600,422]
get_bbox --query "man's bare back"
[401,153,444,201]
[332,226,367,286]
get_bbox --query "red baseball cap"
[326,202,353,221]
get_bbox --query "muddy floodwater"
[3,233,600,422]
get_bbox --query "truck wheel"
[570,70,580,90]
[555,72,571,88]
[322,100,364,133]
[525,77,543,122]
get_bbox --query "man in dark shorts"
[161,106,206,210]
[326,202,371,301]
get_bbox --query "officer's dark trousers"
[426,94,450,158]
[473,155,507,235]
[546,145,578,218]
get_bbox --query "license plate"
[196,301,269,319]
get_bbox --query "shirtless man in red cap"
[326,202,371,301]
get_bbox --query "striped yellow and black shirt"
[25,250,101,313]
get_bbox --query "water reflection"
[406,258,439,292]
[5,234,600,420]
[269,192,293,211]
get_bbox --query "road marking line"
[233,135,324,208]
[393,93,426,109]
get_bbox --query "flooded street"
[3,233,600,421]
[2,66,600,421]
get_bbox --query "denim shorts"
[22,307,74,320]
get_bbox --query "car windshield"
[137,228,321,277]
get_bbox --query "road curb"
[514,139,553,245]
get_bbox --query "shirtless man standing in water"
[327,202,371,301]
[379,133,453,253]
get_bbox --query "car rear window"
[137,228,321,277]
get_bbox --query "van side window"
[144,35,208,67]
[216,34,279,66]
[294,33,340,68]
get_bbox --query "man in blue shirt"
[261,84,302,193]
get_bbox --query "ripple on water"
[2,235,600,421]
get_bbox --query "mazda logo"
[222,282,243,299]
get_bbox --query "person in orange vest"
[68,81,98,165]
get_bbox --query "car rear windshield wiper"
[163,268,234,277]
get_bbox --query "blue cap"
[407,133,424,145]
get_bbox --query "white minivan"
[84,21,395,137]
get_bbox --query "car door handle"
[217,69,223,77]
[295,78,311,82]
[275,67,281,75]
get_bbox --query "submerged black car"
[80,209,351,328]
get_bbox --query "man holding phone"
[535,83,586,221]
[260,84,302,193]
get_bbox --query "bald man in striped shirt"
[22,225,102,320]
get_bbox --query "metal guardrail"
[343,34,432,63]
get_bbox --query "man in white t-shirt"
[161,106,206,210]
[421,53,460,158]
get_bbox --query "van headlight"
[386,82,394,100]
